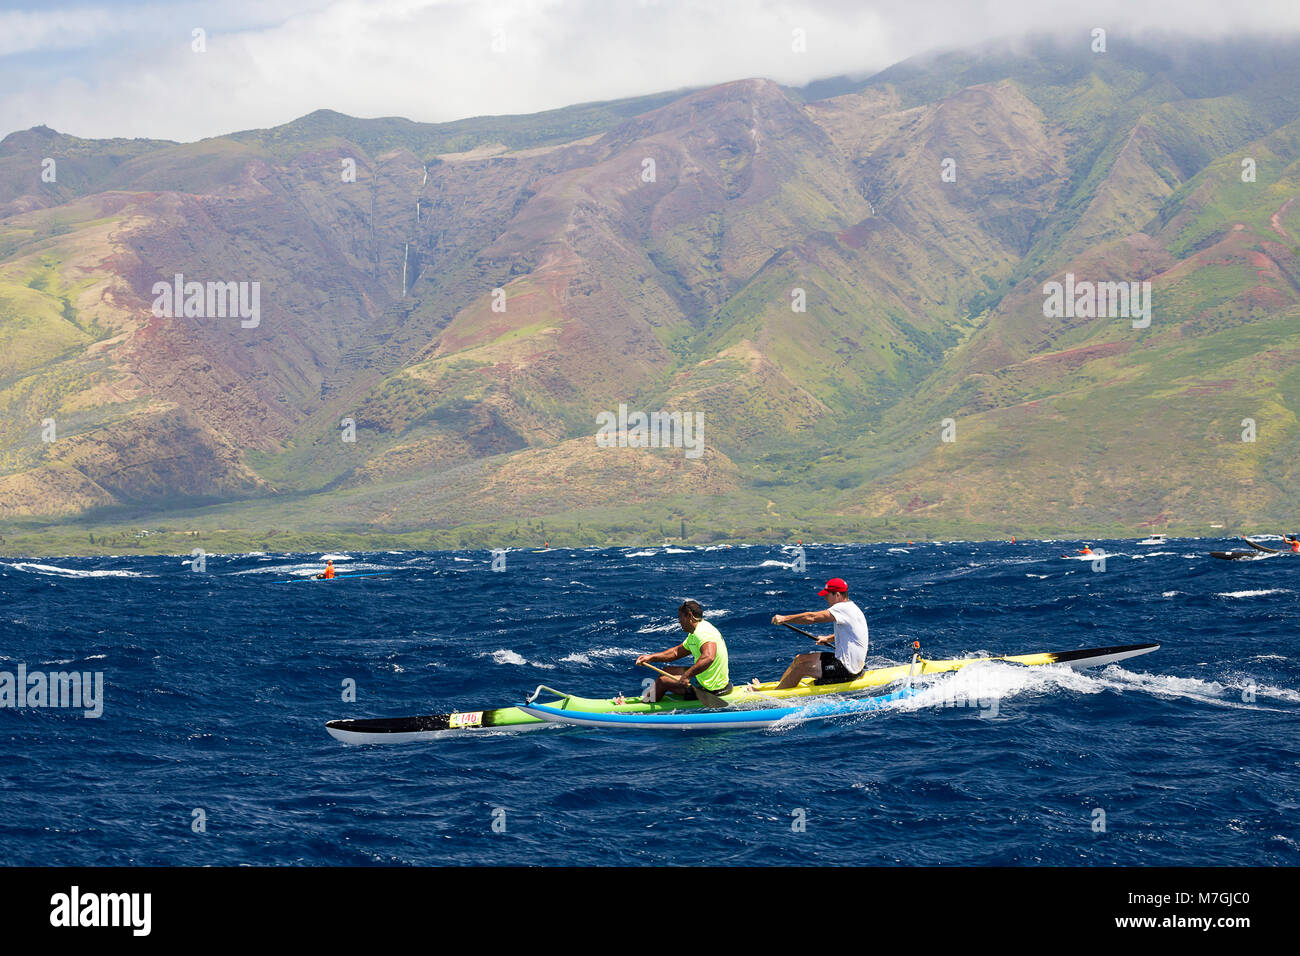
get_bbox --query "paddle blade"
[692,685,728,708]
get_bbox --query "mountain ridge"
[2,33,1298,551]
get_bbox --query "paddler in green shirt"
[635,600,731,703]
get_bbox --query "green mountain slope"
[2,34,1299,551]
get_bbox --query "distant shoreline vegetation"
[0,518,1213,558]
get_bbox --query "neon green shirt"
[683,619,729,691]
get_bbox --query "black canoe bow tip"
[326,714,455,733]
[1045,642,1160,666]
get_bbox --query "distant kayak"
[271,571,393,583]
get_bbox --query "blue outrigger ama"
[518,685,917,731]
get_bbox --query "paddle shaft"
[638,661,727,708]
[781,621,832,645]
[784,621,923,678]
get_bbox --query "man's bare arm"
[772,609,834,626]
[636,644,688,666]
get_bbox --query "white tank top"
[829,600,869,673]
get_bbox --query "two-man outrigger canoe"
[324,642,1159,744]
[1240,536,1299,554]
[1216,536,1300,559]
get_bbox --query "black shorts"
[677,683,732,700]
[814,652,863,685]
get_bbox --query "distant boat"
[271,571,393,583]
[1137,534,1167,546]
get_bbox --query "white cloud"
[0,7,121,57]
[1,0,1299,142]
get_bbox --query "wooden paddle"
[638,661,727,708]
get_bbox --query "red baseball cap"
[818,577,848,596]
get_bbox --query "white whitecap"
[3,562,144,578]
[481,649,555,669]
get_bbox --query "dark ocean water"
[2,540,1297,866]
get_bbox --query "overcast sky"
[3,0,1300,142]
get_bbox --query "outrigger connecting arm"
[525,685,572,705]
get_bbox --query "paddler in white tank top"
[769,577,869,690]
